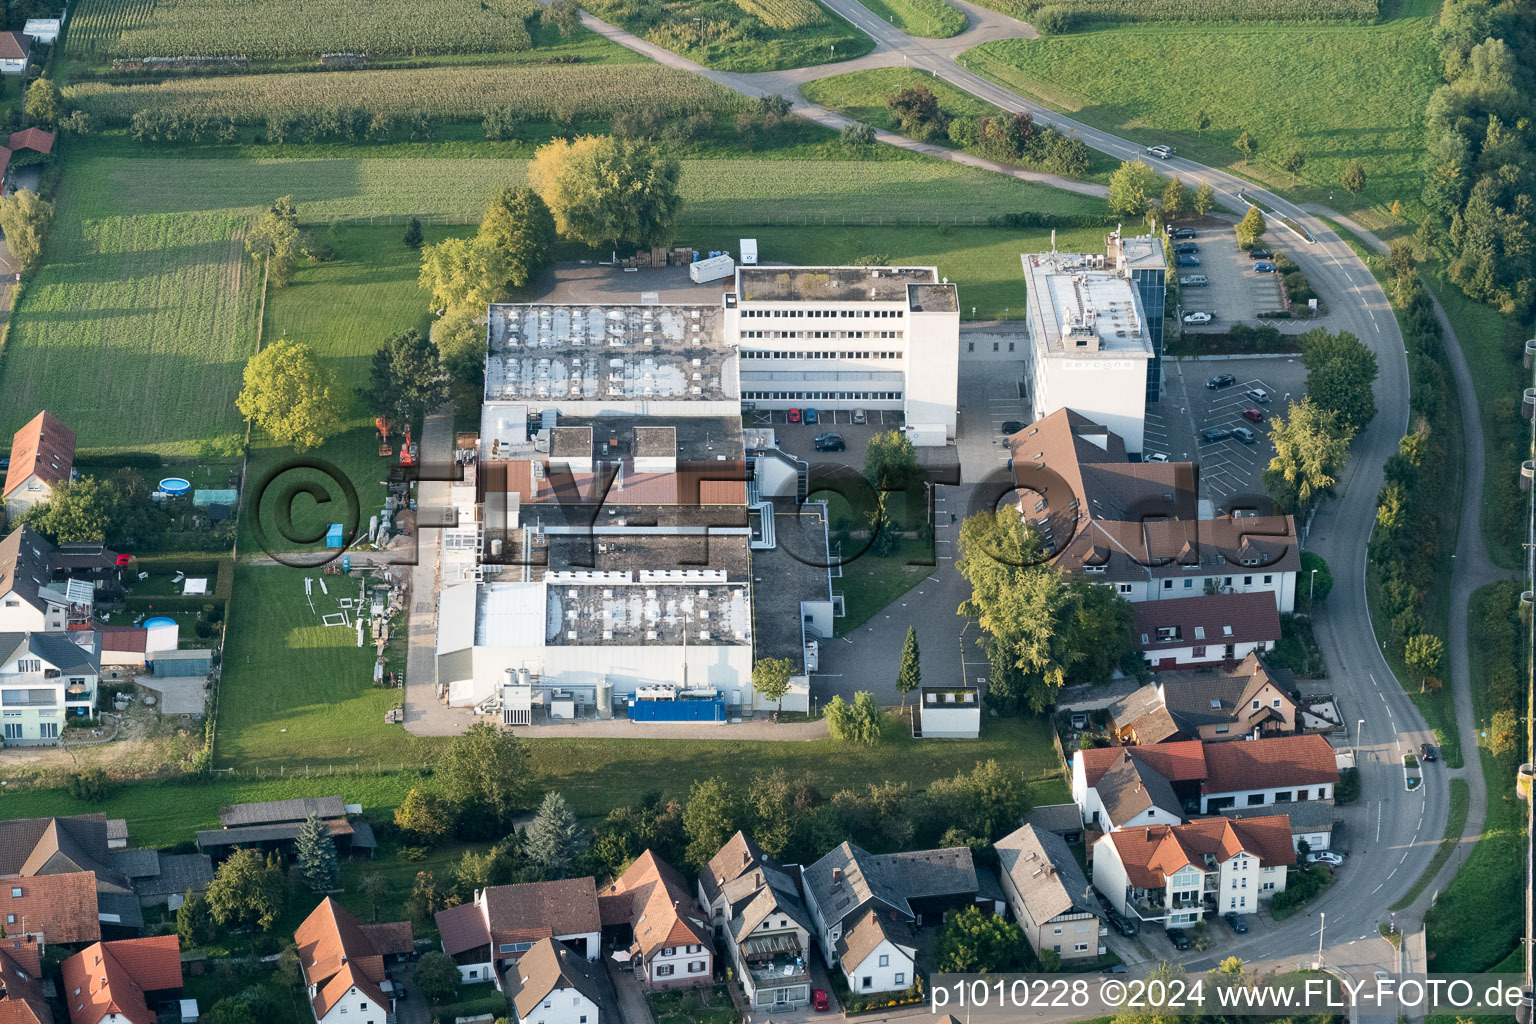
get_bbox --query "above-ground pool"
[159,477,191,496]
[143,616,177,629]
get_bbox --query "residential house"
[1218,802,1335,853]
[596,851,712,990]
[0,528,97,634]
[506,937,616,1024]
[1107,654,1297,746]
[802,843,999,996]
[1199,734,1338,813]
[1090,815,1295,926]
[295,897,412,1024]
[60,935,182,1024]
[696,832,816,1012]
[1133,593,1281,670]
[1,632,99,745]
[994,824,1104,963]
[107,849,214,910]
[0,32,28,75]
[0,936,50,1024]
[1007,410,1300,612]
[4,413,74,515]
[195,796,376,861]
[436,878,601,986]
[1070,742,1206,833]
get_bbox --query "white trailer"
[739,238,759,265]
[903,423,947,447]
[690,253,735,283]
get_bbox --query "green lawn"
[575,0,875,70]
[856,0,966,37]
[1424,583,1527,972]
[1389,777,1469,911]
[963,13,1439,233]
[802,67,1119,182]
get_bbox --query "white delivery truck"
[739,238,759,265]
[690,253,735,283]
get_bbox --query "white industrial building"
[1020,250,1153,455]
[725,266,960,443]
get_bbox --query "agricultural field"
[856,0,967,37]
[578,0,873,70]
[963,0,1375,23]
[802,68,1120,181]
[66,63,741,127]
[964,10,1439,230]
[68,0,543,59]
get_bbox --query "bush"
[1270,864,1331,919]
[66,767,110,803]
[1032,6,1076,32]
[1334,766,1359,805]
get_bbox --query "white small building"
[0,31,29,74]
[21,19,59,44]
[835,909,916,997]
[917,685,980,738]
[507,938,615,1024]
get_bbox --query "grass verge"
[857,0,967,35]
[1389,777,1469,911]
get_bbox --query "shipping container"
[628,698,726,722]
[689,253,735,284]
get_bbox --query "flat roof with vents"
[1021,253,1154,359]
[736,265,938,304]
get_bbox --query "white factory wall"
[449,643,754,707]
[905,308,960,437]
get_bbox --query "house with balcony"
[696,832,817,1012]
[0,527,99,634]
[1090,815,1294,927]
[597,851,712,990]
[994,824,1104,963]
[435,878,601,986]
[0,632,98,745]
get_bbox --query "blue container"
[325,523,345,549]
[628,699,725,723]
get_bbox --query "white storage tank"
[689,254,735,284]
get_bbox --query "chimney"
[742,849,750,866]
[832,868,843,884]
[754,872,763,888]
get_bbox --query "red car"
[788,408,802,424]
[1242,408,1265,423]
[812,989,831,1012]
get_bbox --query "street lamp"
[1309,568,1318,604]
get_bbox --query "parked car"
[1103,965,1130,974]
[1223,913,1250,934]
[804,407,818,424]
[812,990,831,1012]
[1108,909,1139,936]
[1169,227,1197,239]
[1207,373,1236,389]
[1147,144,1173,159]
[1245,388,1271,403]
[1421,742,1438,762]
[1179,275,1208,287]
[1176,254,1201,267]
[788,408,802,423]
[1232,426,1257,444]
[1182,311,1213,325]
[1307,852,1345,867]
[1242,408,1265,423]
[1249,248,1274,260]
[851,408,867,424]
[1174,243,1199,254]
[1253,261,1277,273]
[1001,420,1026,435]
[1200,427,1231,443]
[1145,452,1170,463]
[814,433,845,452]
[1166,928,1192,951]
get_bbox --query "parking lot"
[1175,226,1284,332]
[1148,356,1308,509]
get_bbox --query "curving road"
[565,0,1470,990]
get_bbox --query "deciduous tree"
[1279,145,1306,186]
[419,236,509,314]
[884,85,950,141]
[1193,181,1216,216]
[236,338,343,451]
[1161,176,1192,219]
[205,849,286,932]
[0,188,53,274]
[477,185,557,289]
[528,135,682,248]
[1341,158,1367,195]
[438,722,533,834]
[414,951,461,1005]
[1263,398,1353,513]
[753,656,794,711]
[1404,633,1445,690]
[936,906,1029,972]
[545,0,582,36]
[1236,205,1267,248]
[1107,159,1161,216]
[1234,130,1255,161]
[246,196,301,286]
[1489,708,1520,757]
[394,787,453,846]
[1300,328,1379,432]
[24,76,62,129]
[682,777,743,871]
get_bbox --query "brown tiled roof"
[61,935,181,1024]
[508,938,614,1020]
[1160,653,1293,732]
[1134,593,1281,654]
[5,129,52,156]
[314,962,389,1021]
[1105,685,1183,744]
[358,921,415,957]
[4,411,74,501]
[480,877,601,945]
[0,938,50,1024]
[1104,815,1295,889]
[597,851,711,966]
[700,831,764,905]
[1079,741,1207,787]
[0,33,28,62]
[1201,735,1338,795]
[295,898,407,1018]
[833,906,913,972]
[2,872,100,944]
[98,627,149,654]
[434,900,489,957]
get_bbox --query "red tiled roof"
[1079,740,1207,787]
[313,962,388,1022]
[479,878,600,945]
[61,935,181,1024]
[98,627,148,654]
[0,938,50,1024]
[4,411,75,501]
[597,851,711,966]
[2,871,100,945]
[294,898,408,1019]
[1201,735,1339,795]
[434,900,490,958]
[6,129,52,156]
[1133,593,1281,652]
[1104,815,1295,889]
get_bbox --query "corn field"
[68,0,542,58]
[67,63,748,124]
[730,0,830,29]
[1003,0,1378,20]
